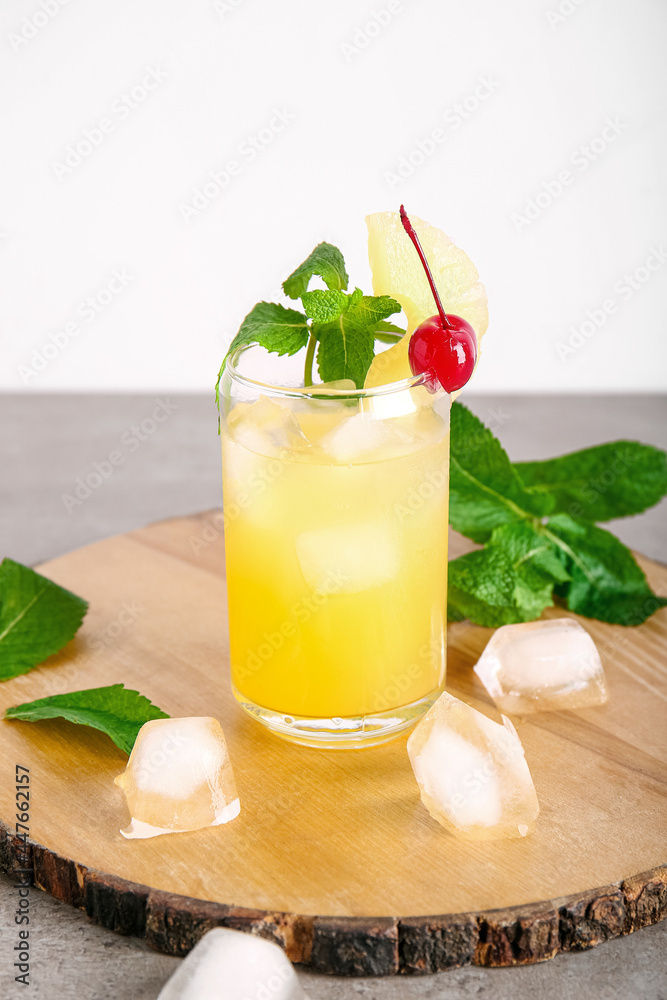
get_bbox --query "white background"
[1,0,666,393]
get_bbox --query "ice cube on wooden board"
[157,928,308,1000]
[407,691,539,840]
[473,618,609,715]
[115,717,239,839]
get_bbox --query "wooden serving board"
[1,512,666,976]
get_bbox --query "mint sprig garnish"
[4,684,169,754]
[0,559,88,679]
[448,403,667,627]
[215,242,404,397]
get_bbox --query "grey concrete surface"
[1,393,666,567]
[0,874,666,1000]
[1,392,666,999]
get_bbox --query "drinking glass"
[219,344,450,749]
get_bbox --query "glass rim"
[225,342,438,399]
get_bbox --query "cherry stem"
[399,205,451,330]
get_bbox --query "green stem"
[303,329,317,386]
[542,525,596,585]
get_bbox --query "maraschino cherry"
[400,205,477,393]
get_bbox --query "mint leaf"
[314,295,402,388]
[515,441,667,522]
[215,301,309,406]
[301,289,350,323]
[447,522,569,627]
[449,547,530,627]
[315,313,376,389]
[0,559,88,680]
[543,514,667,625]
[374,320,406,343]
[224,301,309,360]
[497,520,570,585]
[283,242,349,299]
[4,683,169,754]
[347,294,402,327]
[449,403,553,543]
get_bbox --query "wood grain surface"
[0,511,665,975]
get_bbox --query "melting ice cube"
[473,618,609,715]
[364,385,417,420]
[319,412,416,463]
[284,382,359,444]
[115,717,239,839]
[407,691,539,840]
[157,928,308,1000]
[296,520,400,595]
[228,396,309,458]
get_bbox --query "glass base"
[232,685,440,749]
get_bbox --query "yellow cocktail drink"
[220,359,450,748]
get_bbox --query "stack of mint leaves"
[215,241,404,397]
[0,558,168,752]
[448,404,667,627]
